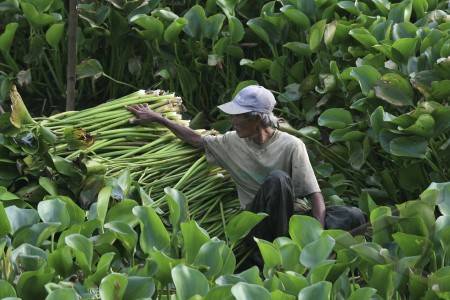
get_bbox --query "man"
[127,85,326,242]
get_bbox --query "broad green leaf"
[270,56,287,86]
[392,38,418,62]
[124,276,155,299]
[283,42,311,57]
[392,22,417,40]
[300,236,335,268]
[11,243,47,272]
[370,206,393,246]
[298,281,332,300]
[97,186,111,229]
[408,273,427,299]
[308,260,335,283]
[205,285,234,300]
[323,22,337,48]
[164,187,188,231]
[148,250,177,285]
[131,14,164,40]
[0,202,11,236]
[349,28,377,48]
[255,238,282,272]
[21,2,58,27]
[421,182,450,216]
[277,272,308,295]
[280,5,310,30]
[45,23,64,48]
[413,0,428,17]
[84,252,115,288]
[279,242,303,272]
[76,59,103,80]
[193,239,224,279]
[0,187,19,201]
[231,282,271,300]
[105,199,138,226]
[289,215,323,248]
[368,264,395,299]
[392,232,427,256]
[431,80,450,101]
[13,222,59,247]
[0,22,19,53]
[0,279,16,298]
[436,216,450,253]
[48,196,85,225]
[387,0,412,23]
[183,5,207,39]
[400,114,434,136]
[371,0,390,15]
[228,16,244,43]
[216,0,238,17]
[38,177,58,196]
[172,264,209,299]
[397,200,436,236]
[329,128,365,143]
[239,59,271,72]
[337,1,360,15]
[318,108,353,129]
[247,17,280,51]
[181,220,210,264]
[225,211,267,245]
[48,246,73,278]
[104,221,137,255]
[298,0,317,17]
[132,206,170,253]
[65,233,93,273]
[350,65,381,96]
[16,267,55,300]
[10,85,36,128]
[350,242,386,265]
[45,288,77,300]
[5,206,39,234]
[164,18,187,43]
[99,273,127,300]
[309,20,326,52]
[37,199,70,229]
[348,287,378,300]
[204,14,225,40]
[111,169,131,201]
[216,266,264,286]
[389,136,427,158]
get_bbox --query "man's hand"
[126,104,164,124]
[126,103,204,148]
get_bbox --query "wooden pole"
[66,0,77,111]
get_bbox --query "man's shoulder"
[276,131,305,148]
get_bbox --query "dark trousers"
[247,170,295,242]
[245,170,367,244]
[239,170,366,270]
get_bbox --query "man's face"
[230,113,260,138]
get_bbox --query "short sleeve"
[202,134,228,168]
[291,141,321,197]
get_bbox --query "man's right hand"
[126,104,163,124]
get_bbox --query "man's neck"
[250,127,275,145]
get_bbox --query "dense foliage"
[1,0,449,299]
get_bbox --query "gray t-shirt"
[202,130,321,208]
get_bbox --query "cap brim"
[217,101,252,115]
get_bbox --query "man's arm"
[308,192,326,227]
[127,104,204,148]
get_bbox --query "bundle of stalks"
[39,90,241,243]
